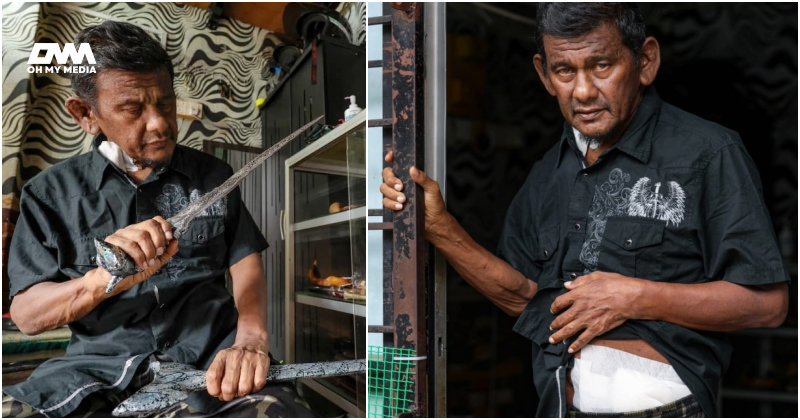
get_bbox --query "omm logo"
[27,43,96,74]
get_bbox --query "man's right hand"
[91,216,178,297]
[380,151,537,316]
[103,216,174,271]
[380,150,449,237]
[86,239,179,298]
[10,217,179,334]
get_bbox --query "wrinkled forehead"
[542,22,627,62]
[95,68,174,102]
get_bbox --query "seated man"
[381,3,789,418]
[3,21,313,418]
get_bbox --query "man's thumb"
[163,239,179,260]
[410,166,423,180]
[409,166,437,193]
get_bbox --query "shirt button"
[543,250,549,257]
[164,342,170,348]
[583,173,589,178]
[569,273,578,280]
[197,234,205,241]
[625,238,633,247]
[574,223,581,231]
[90,256,96,264]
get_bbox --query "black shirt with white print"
[497,86,789,418]
[5,134,268,417]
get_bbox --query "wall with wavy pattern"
[1,2,365,309]
[2,2,40,221]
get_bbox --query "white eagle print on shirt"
[627,178,685,227]
[579,168,686,272]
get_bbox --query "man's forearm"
[635,279,789,331]
[234,286,269,345]
[10,274,105,336]
[230,253,269,345]
[427,213,537,316]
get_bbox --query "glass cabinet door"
[347,123,367,304]
[285,113,366,415]
[290,126,366,310]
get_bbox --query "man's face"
[536,22,644,143]
[92,68,178,166]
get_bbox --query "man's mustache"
[571,101,610,113]
[142,134,176,145]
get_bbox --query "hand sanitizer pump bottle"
[344,95,362,121]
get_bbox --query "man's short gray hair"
[70,21,174,107]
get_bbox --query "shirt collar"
[90,134,192,189]
[556,124,579,168]
[556,85,661,167]
[90,134,115,189]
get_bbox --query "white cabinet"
[285,112,366,416]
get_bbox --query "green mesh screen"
[367,346,416,418]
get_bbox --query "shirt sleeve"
[496,170,542,283]
[697,142,790,285]
[224,183,268,267]
[8,183,65,297]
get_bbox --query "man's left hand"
[206,338,270,401]
[548,271,644,353]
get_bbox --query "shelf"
[286,112,366,168]
[295,159,366,178]
[301,377,363,417]
[294,206,366,231]
[295,181,351,204]
[720,388,798,403]
[296,292,366,317]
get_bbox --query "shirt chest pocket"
[597,216,665,281]
[60,237,103,279]
[177,218,227,268]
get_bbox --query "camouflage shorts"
[2,384,314,418]
[567,394,706,418]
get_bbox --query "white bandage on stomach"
[571,344,692,413]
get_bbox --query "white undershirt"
[572,127,599,158]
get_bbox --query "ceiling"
[181,2,292,33]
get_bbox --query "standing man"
[381,3,788,417]
[3,21,313,417]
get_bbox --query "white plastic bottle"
[344,95,362,121]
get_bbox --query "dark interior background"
[443,3,797,417]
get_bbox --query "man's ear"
[65,97,101,135]
[638,37,661,87]
[533,54,556,96]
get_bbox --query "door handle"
[279,209,286,240]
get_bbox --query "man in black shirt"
[4,21,312,417]
[381,3,789,418]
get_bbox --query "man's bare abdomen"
[565,338,668,407]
